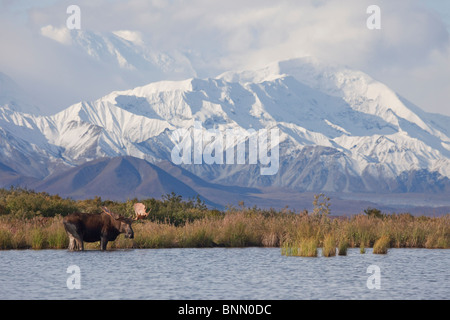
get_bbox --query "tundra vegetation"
[0,188,448,252]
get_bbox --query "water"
[0,248,448,300]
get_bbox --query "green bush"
[0,188,219,225]
[1,187,78,218]
[364,207,385,219]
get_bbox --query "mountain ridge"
[1,57,450,212]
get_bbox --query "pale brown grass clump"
[373,235,390,254]
[281,237,318,257]
[322,234,336,257]
[337,239,349,256]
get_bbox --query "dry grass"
[0,216,68,250]
[337,239,349,256]
[322,234,336,257]
[373,235,390,254]
[0,211,448,251]
[300,238,318,257]
[281,238,318,257]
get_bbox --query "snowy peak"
[59,57,450,157]
[224,58,450,142]
[39,25,198,90]
[1,58,450,195]
[51,28,197,80]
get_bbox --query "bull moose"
[63,204,149,251]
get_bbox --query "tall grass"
[322,234,336,257]
[337,239,349,256]
[360,243,366,254]
[0,227,13,249]
[281,238,318,257]
[373,235,390,254]
[300,238,318,257]
[45,218,69,249]
[0,210,449,251]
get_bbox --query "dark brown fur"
[63,211,134,251]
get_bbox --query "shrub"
[312,193,331,217]
[364,207,384,219]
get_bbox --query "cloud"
[0,0,449,116]
[40,25,72,45]
[112,30,144,46]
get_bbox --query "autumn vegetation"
[0,188,448,253]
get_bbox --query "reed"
[30,228,46,250]
[299,238,318,257]
[281,241,297,256]
[300,238,317,257]
[360,244,366,254]
[10,229,27,249]
[282,237,318,257]
[132,222,178,248]
[337,239,349,256]
[0,227,13,250]
[45,218,69,249]
[178,219,215,248]
[322,234,336,257]
[0,209,448,251]
[373,235,390,254]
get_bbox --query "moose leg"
[71,235,84,251]
[64,222,84,251]
[77,239,84,251]
[100,236,108,251]
[68,234,76,251]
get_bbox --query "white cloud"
[40,24,72,45]
[112,30,144,46]
[1,0,449,116]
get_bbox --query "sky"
[0,0,449,116]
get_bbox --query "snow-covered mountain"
[41,27,197,84]
[75,29,196,78]
[1,57,450,204]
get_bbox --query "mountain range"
[1,53,450,215]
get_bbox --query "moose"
[63,203,151,251]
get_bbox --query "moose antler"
[133,203,151,220]
[101,206,120,220]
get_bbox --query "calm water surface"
[0,248,448,300]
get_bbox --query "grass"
[360,244,366,254]
[1,188,448,252]
[0,210,448,251]
[281,238,318,257]
[0,227,13,249]
[300,238,318,257]
[322,234,336,257]
[373,235,390,254]
[338,239,349,256]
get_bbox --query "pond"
[0,248,448,300]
